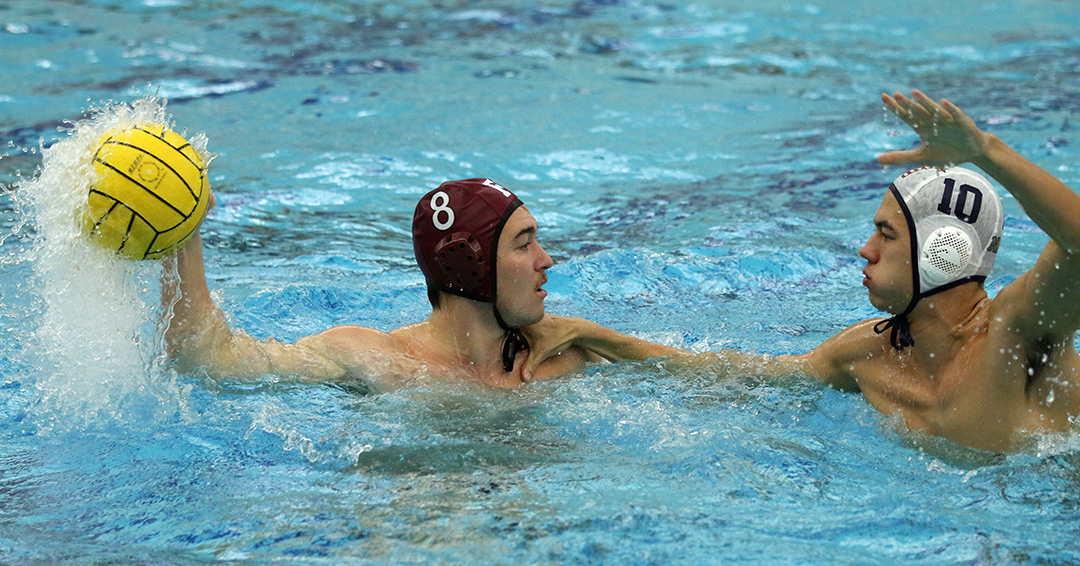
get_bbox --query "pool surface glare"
[1,1,1080,564]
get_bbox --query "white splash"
[11,94,208,433]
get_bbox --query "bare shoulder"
[983,285,1075,360]
[989,243,1080,345]
[985,272,1034,329]
[796,318,891,391]
[830,318,890,348]
[302,324,397,349]
[529,345,600,381]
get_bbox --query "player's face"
[495,207,553,328]
[859,191,914,314]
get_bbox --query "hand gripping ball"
[84,124,210,260]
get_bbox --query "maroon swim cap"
[413,178,523,302]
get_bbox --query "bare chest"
[851,337,1062,450]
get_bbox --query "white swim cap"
[874,166,1004,349]
[890,165,1003,297]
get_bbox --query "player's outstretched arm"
[880,89,1080,340]
[519,315,814,384]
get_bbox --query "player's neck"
[904,282,988,363]
[424,297,511,375]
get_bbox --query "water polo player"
[165,178,599,389]
[522,90,1080,452]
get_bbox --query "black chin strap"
[875,181,920,351]
[501,329,530,372]
[873,315,915,349]
[493,307,529,372]
[873,288,919,350]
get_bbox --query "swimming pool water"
[2,1,1080,564]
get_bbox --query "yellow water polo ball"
[84,124,210,260]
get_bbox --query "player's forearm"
[165,233,233,368]
[974,135,1080,253]
[565,318,688,362]
[557,318,767,371]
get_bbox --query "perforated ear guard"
[434,231,487,294]
[919,226,973,287]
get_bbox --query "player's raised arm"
[881,90,1080,341]
[164,217,345,381]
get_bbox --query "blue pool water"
[3,1,1080,564]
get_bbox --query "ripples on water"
[2,1,1080,564]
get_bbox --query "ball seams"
[95,140,202,205]
[85,125,208,260]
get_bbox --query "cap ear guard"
[434,232,486,294]
[919,226,973,287]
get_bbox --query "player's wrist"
[970,133,1006,172]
